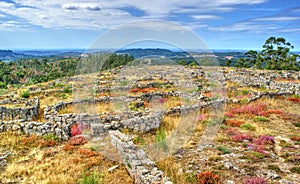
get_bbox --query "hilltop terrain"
[0,61,299,183]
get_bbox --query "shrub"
[78,149,98,157]
[290,166,300,174]
[155,128,168,151]
[254,116,268,122]
[225,119,244,127]
[198,114,208,122]
[241,89,250,95]
[293,122,300,128]
[63,84,72,93]
[129,88,140,93]
[254,135,275,145]
[291,136,300,141]
[195,171,221,184]
[133,135,145,145]
[243,177,267,184]
[43,133,61,142]
[79,171,99,184]
[287,97,300,104]
[71,123,82,136]
[225,112,234,118]
[225,128,253,142]
[250,151,265,159]
[230,103,267,116]
[68,135,87,146]
[217,146,231,154]
[264,109,283,115]
[241,123,256,131]
[20,90,30,98]
[267,165,281,173]
[62,144,77,152]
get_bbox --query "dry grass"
[59,102,115,114]
[0,132,132,184]
[156,157,189,184]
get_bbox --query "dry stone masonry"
[0,97,39,121]
[109,130,173,184]
[1,66,300,183]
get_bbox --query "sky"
[0,0,300,51]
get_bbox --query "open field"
[1,65,300,184]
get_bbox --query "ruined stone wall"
[0,97,39,121]
[225,70,300,94]
[0,120,71,140]
[109,130,173,184]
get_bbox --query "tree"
[236,37,299,70]
[261,37,297,70]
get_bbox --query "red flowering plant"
[71,122,83,137]
[195,171,222,184]
[243,176,267,184]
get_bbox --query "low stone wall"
[225,69,300,94]
[0,97,39,121]
[109,130,172,184]
[0,120,71,140]
[91,112,163,135]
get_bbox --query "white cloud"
[0,0,269,31]
[255,16,300,21]
[278,28,300,33]
[209,21,279,33]
[191,15,220,20]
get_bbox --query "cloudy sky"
[0,0,299,50]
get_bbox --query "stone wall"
[225,69,300,94]
[0,97,39,121]
[0,120,71,140]
[109,130,172,184]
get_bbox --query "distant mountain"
[0,50,31,62]
[18,49,84,57]
[0,49,84,62]
[116,48,188,58]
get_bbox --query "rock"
[225,180,235,184]
[267,170,280,179]
[107,165,119,172]
[12,124,20,131]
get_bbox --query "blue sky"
[0,0,300,51]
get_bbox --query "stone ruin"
[0,66,300,183]
[0,97,39,121]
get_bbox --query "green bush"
[251,151,265,159]
[79,171,102,184]
[291,166,300,174]
[43,133,61,142]
[20,90,30,98]
[293,122,300,128]
[254,116,268,122]
[217,146,231,154]
[63,84,72,94]
[241,123,256,131]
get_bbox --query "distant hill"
[0,49,84,62]
[0,50,32,62]
[116,48,188,58]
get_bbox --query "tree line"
[0,53,134,89]
[227,37,300,70]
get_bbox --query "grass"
[59,102,114,114]
[254,116,268,122]
[2,67,300,183]
[217,146,231,154]
[241,123,256,131]
[20,90,30,98]
[80,170,104,184]
[0,132,132,184]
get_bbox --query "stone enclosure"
[0,65,300,183]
